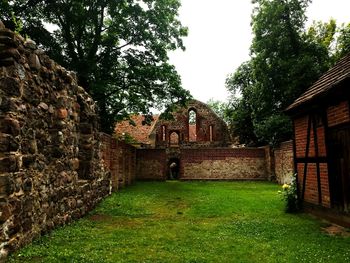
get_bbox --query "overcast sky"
[168,0,350,103]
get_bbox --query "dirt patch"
[89,214,113,222]
[322,224,350,237]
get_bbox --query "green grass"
[7,181,350,263]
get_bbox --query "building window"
[189,109,197,142]
[170,132,179,146]
[162,125,166,141]
[209,125,213,142]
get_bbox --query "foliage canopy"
[1,0,191,133]
[226,0,350,146]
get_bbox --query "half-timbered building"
[286,53,350,225]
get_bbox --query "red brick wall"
[293,115,330,208]
[136,149,167,180]
[327,101,350,127]
[294,116,327,158]
[100,133,136,190]
[274,141,294,184]
[180,148,268,180]
[297,163,331,207]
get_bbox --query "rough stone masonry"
[0,22,111,260]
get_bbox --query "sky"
[168,0,350,104]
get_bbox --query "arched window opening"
[189,109,197,142]
[161,125,166,141]
[170,132,179,146]
[209,125,213,142]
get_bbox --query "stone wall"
[0,25,111,259]
[180,148,268,180]
[100,133,136,190]
[273,141,294,184]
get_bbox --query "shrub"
[279,174,300,213]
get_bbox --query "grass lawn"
[7,181,350,263]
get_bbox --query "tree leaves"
[1,0,191,133]
[225,0,341,147]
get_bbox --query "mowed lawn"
[7,181,350,263]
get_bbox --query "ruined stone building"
[116,100,270,181]
[116,100,231,148]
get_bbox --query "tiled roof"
[115,115,159,144]
[286,53,350,112]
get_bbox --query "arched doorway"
[168,158,180,180]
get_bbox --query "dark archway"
[168,158,180,180]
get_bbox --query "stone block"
[21,155,35,169]
[0,156,18,173]
[0,117,21,136]
[79,123,93,134]
[22,178,32,193]
[38,102,48,111]
[24,39,37,50]
[0,174,14,196]
[70,158,79,171]
[0,48,20,61]
[0,77,22,97]
[0,202,11,223]
[0,57,15,66]
[57,108,68,119]
[28,54,41,70]
[0,134,18,152]
[0,36,17,48]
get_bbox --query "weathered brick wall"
[327,100,350,127]
[274,141,294,184]
[100,134,136,190]
[136,149,166,180]
[180,148,268,180]
[151,100,231,148]
[0,25,111,259]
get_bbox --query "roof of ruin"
[286,53,350,112]
[115,115,159,144]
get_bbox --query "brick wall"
[297,163,331,207]
[180,148,268,180]
[294,115,327,158]
[136,149,166,180]
[274,141,294,184]
[100,134,136,190]
[151,100,231,148]
[294,115,330,208]
[327,101,350,127]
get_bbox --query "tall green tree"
[225,61,258,145]
[1,0,191,133]
[335,22,350,60]
[226,0,332,146]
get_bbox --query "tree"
[225,61,259,146]
[306,19,338,65]
[1,0,191,133]
[334,22,350,60]
[206,98,228,122]
[226,0,332,146]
